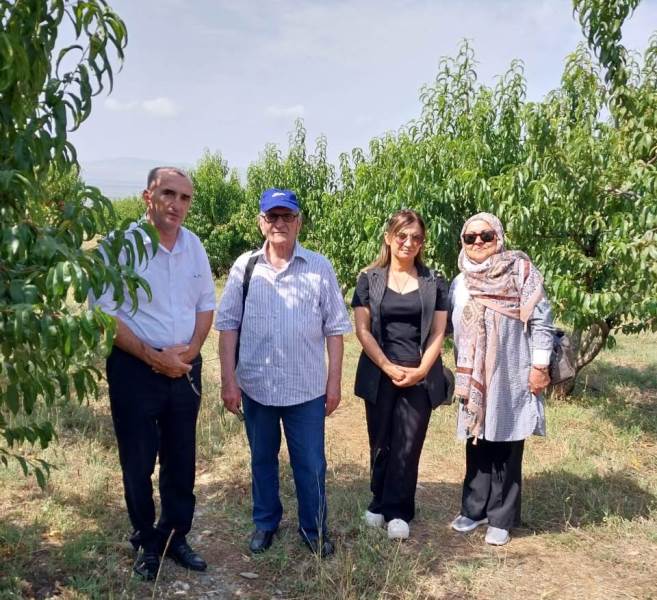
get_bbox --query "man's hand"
[149,345,192,378]
[178,343,200,365]
[221,379,242,415]
[325,377,341,416]
[393,367,426,388]
[528,365,551,395]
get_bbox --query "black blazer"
[353,265,450,409]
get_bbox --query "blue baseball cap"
[259,188,300,213]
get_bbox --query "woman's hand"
[382,361,407,383]
[393,367,426,388]
[528,365,551,395]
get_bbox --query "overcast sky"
[71,0,657,179]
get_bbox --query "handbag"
[442,365,455,405]
[549,329,577,384]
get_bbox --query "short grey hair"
[146,166,189,188]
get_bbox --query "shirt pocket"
[293,279,323,337]
[182,272,205,308]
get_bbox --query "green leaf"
[5,385,19,415]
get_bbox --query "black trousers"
[365,374,432,523]
[461,438,524,530]
[106,347,201,552]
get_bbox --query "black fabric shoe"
[133,549,160,581]
[249,529,276,554]
[167,542,207,571]
[302,536,335,558]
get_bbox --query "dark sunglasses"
[262,212,298,224]
[395,231,425,245]
[462,230,496,245]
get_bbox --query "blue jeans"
[242,393,328,541]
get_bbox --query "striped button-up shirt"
[215,242,352,406]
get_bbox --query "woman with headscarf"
[449,212,554,546]
[352,210,449,540]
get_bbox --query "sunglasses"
[462,230,496,245]
[261,212,298,224]
[395,232,425,245]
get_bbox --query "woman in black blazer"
[352,209,449,540]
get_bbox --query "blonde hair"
[366,209,426,270]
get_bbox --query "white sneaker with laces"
[485,526,510,545]
[451,514,488,533]
[364,510,385,528]
[387,519,410,540]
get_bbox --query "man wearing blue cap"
[215,188,351,557]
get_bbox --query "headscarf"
[455,212,546,441]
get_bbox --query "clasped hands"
[149,344,196,378]
[382,362,426,387]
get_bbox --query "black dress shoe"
[249,529,276,553]
[302,536,335,558]
[133,549,160,581]
[167,542,207,571]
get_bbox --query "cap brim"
[260,199,300,212]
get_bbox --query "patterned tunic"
[450,273,554,442]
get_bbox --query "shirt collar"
[256,240,309,263]
[127,220,189,255]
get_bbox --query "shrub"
[111,196,144,226]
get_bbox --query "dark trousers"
[461,438,524,530]
[365,375,432,523]
[106,347,201,552]
[242,393,328,542]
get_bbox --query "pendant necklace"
[390,270,411,294]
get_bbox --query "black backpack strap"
[235,252,259,366]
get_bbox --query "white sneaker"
[364,510,385,528]
[387,519,410,540]
[451,514,488,533]
[485,526,510,545]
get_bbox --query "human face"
[143,170,193,236]
[462,219,498,263]
[258,208,301,247]
[384,222,424,264]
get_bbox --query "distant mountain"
[80,157,192,200]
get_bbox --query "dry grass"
[1,318,656,599]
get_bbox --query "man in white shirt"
[91,167,215,580]
[216,188,351,558]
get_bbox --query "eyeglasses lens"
[264,213,297,223]
[462,230,496,244]
[396,232,424,245]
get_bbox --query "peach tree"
[0,0,155,483]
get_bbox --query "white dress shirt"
[91,223,216,349]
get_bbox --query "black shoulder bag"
[235,252,259,366]
[549,329,577,385]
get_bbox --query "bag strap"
[235,252,259,366]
